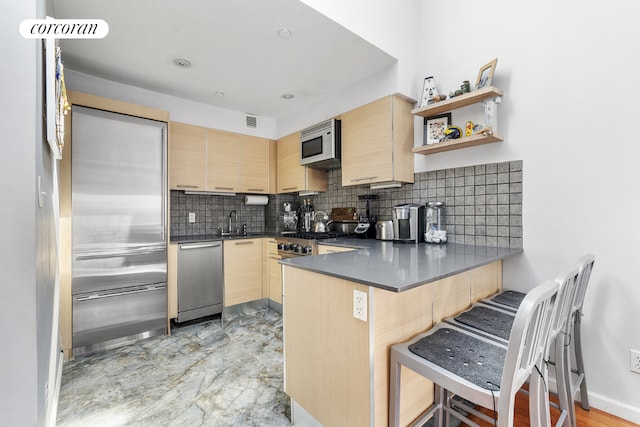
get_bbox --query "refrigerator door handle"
[74,246,166,261]
[75,284,166,301]
[179,242,222,250]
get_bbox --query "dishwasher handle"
[179,242,222,250]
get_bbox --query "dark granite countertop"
[281,240,523,292]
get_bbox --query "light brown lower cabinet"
[223,238,263,307]
[317,245,357,255]
[266,238,282,304]
[282,260,501,427]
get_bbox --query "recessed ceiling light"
[281,93,295,100]
[215,91,225,97]
[277,29,292,39]
[172,58,192,69]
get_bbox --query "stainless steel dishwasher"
[177,241,224,322]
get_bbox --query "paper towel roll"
[244,195,269,205]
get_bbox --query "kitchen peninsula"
[281,240,522,427]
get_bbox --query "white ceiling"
[52,0,397,119]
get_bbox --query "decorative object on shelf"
[461,80,471,93]
[423,113,451,145]
[482,94,501,133]
[475,58,498,90]
[419,76,439,107]
[465,121,475,137]
[432,94,447,102]
[443,125,462,140]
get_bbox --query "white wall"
[65,69,279,139]
[1,1,58,426]
[418,1,640,421]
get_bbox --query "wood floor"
[462,390,639,426]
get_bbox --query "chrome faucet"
[228,210,238,234]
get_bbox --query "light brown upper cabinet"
[239,135,271,194]
[277,131,327,194]
[169,122,207,191]
[169,121,274,193]
[341,94,414,187]
[207,128,241,192]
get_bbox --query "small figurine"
[432,94,447,102]
[465,121,474,137]
[461,80,471,93]
[444,125,462,140]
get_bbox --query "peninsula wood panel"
[432,272,472,323]
[169,122,207,190]
[470,260,502,302]
[223,239,263,306]
[372,284,434,427]
[284,267,370,427]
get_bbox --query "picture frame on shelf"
[423,112,451,145]
[475,58,498,90]
[419,76,438,108]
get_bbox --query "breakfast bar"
[280,241,522,427]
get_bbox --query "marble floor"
[56,309,291,427]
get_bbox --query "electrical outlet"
[188,212,196,223]
[631,349,640,374]
[353,289,367,322]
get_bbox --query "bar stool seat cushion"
[453,306,515,341]
[409,328,505,391]
[490,290,526,309]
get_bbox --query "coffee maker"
[392,203,425,243]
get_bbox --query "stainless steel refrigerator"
[71,106,167,355]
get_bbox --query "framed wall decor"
[423,112,451,145]
[475,58,498,90]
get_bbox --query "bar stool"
[556,253,595,427]
[445,255,595,427]
[389,277,563,427]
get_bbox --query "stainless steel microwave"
[300,118,341,169]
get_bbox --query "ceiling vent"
[244,113,258,130]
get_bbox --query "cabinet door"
[317,245,357,255]
[169,122,207,190]
[167,243,178,319]
[268,254,283,304]
[277,132,306,193]
[207,128,240,192]
[277,132,327,193]
[240,135,270,194]
[223,239,263,306]
[341,96,394,186]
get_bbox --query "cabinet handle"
[247,188,265,192]
[268,256,282,260]
[234,241,254,245]
[351,176,377,182]
[180,243,221,250]
[214,186,235,191]
[282,186,298,191]
[176,184,199,189]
